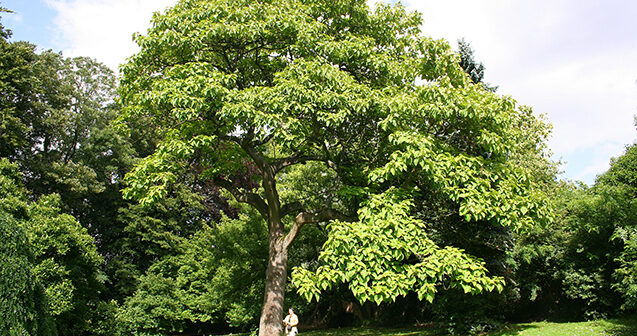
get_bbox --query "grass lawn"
[299,326,440,336]
[291,316,637,336]
[490,317,637,336]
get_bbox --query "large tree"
[0,7,121,224]
[119,0,553,334]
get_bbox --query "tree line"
[1,1,636,335]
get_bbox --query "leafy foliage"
[3,0,604,334]
[293,191,504,304]
[0,11,115,333]
[25,194,105,334]
[117,208,267,335]
[0,16,123,245]
[597,144,637,311]
[0,159,56,336]
[510,141,637,320]
[0,160,106,335]
[107,185,219,300]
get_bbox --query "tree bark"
[259,165,288,336]
[258,231,288,336]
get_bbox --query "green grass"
[218,317,637,336]
[490,317,637,336]
[300,326,440,336]
[293,316,637,336]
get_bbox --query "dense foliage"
[511,143,637,321]
[0,159,55,336]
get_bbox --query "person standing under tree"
[283,308,298,336]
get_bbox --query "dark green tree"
[594,143,637,312]
[511,139,637,320]
[0,8,121,226]
[458,38,497,92]
[0,19,40,158]
[117,207,267,335]
[25,193,105,335]
[0,157,105,335]
[107,185,217,301]
[0,159,56,336]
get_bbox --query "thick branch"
[273,151,326,172]
[283,208,356,249]
[211,177,269,220]
[280,201,303,218]
[254,132,275,147]
[295,208,356,226]
[243,126,255,145]
[220,132,269,170]
[243,143,269,172]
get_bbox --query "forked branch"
[283,208,356,249]
[210,177,269,220]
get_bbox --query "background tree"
[107,185,219,301]
[601,142,637,310]
[117,207,267,335]
[0,12,40,159]
[0,14,123,238]
[0,157,105,335]
[509,181,580,320]
[509,138,637,321]
[563,142,637,316]
[25,194,105,335]
[0,159,56,336]
[457,38,497,92]
[0,10,122,335]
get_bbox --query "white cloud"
[516,56,637,155]
[45,0,178,71]
[402,0,637,183]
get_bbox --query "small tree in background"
[458,38,498,92]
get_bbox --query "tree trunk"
[259,165,288,336]
[258,233,288,336]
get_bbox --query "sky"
[2,0,636,185]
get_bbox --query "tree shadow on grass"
[603,316,637,336]
[303,324,536,336]
[302,326,443,336]
[487,324,539,336]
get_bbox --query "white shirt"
[283,313,298,327]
